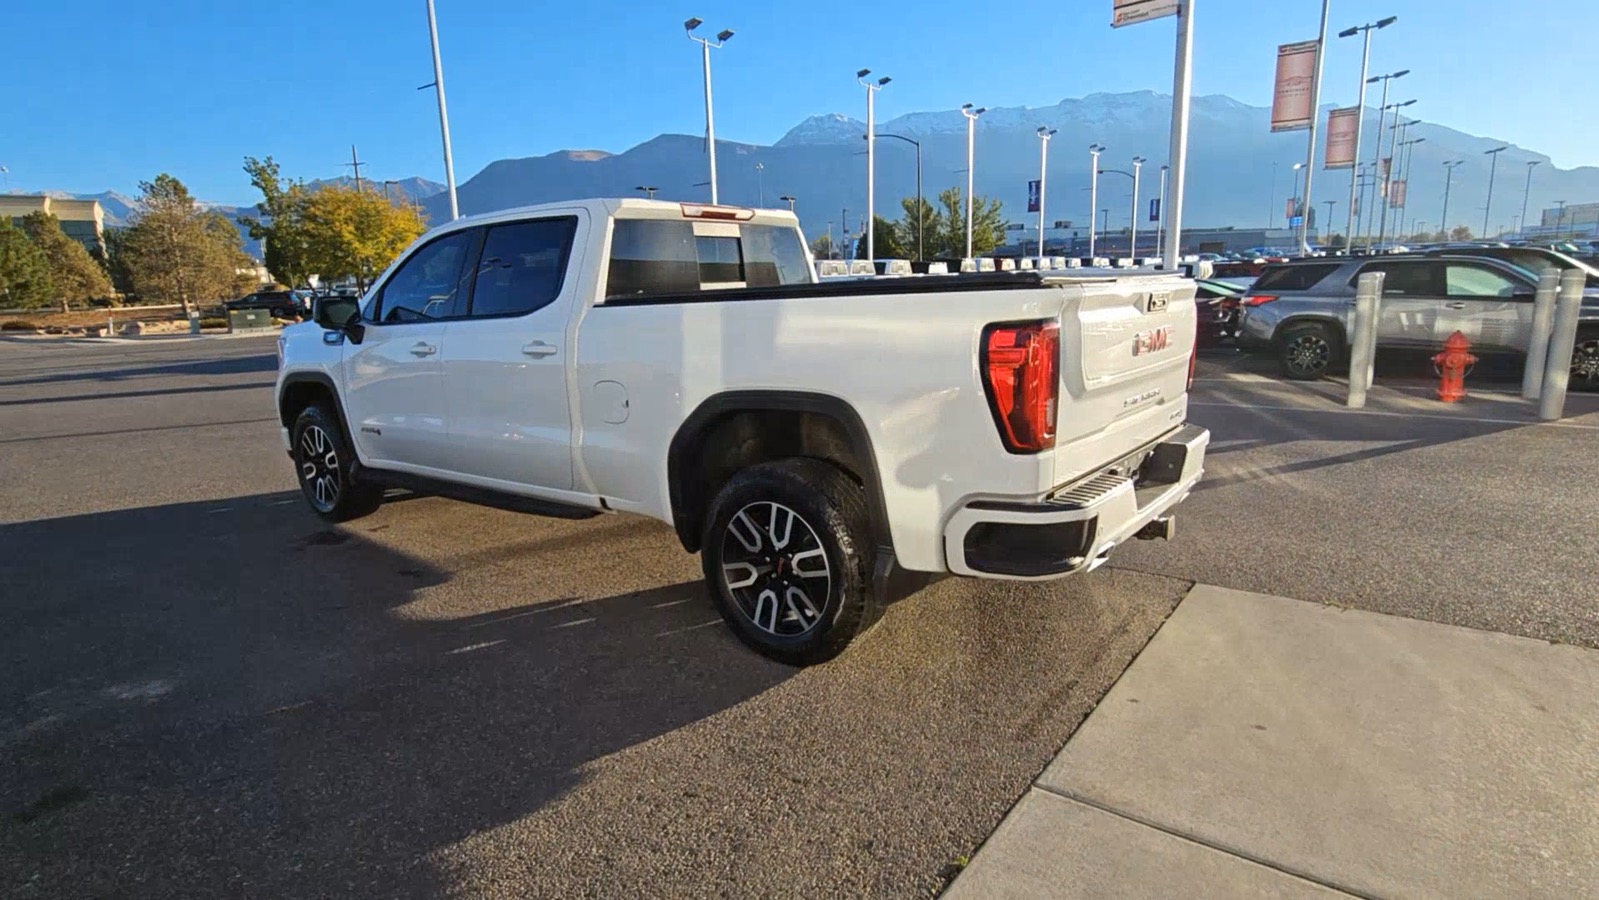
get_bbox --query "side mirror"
[314,296,365,343]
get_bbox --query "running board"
[356,466,601,521]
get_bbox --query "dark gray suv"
[1236,255,1599,386]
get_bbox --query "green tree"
[0,219,55,309]
[101,227,135,297]
[122,174,251,315]
[925,187,1006,259]
[897,195,940,262]
[19,211,115,312]
[1325,233,1347,249]
[240,155,315,286]
[1449,225,1474,241]
[810,232,836,260]
[861,214,908,260]
[301,185,428,290]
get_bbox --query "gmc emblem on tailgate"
[1133,326,1171,355]
[1144,291,1170,313]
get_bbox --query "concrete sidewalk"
[947,585,1599,899]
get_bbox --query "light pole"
[1130,157,1146,259]
[635,185,659,199]
[1338,17,1397,253]
[685,18,734,205]
[875,133,922,261]
[1364,70,1409,248]
[1400,136,1425,236]
[779,194,796,211]
[1483,145,1509,237]
[1520,161,1540,236]
[961,104,985,259]
[1088,144,1104,258]
[422,0,458,220]
[1555,199,1569,237]
[1297,0,1333,256]
[857,69,890,262]
[1291,162,1306,232]
[754,162,765,207]
[1377,100,1415,248]
[1269,160,1279,228]
[1098,168,1135,256]
[1323,200,1336,245]
[1440,161,1462,238]
[1036,127,1056,267]
[1156,164,1170,257]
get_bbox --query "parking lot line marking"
[447,640,507,655]
[551,617,597,629]
[651,597,693,609]
[654,619,724,638]
[1190,401,1599,431]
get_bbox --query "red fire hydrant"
[1432,330,1477,403]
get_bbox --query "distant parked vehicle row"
[1235,253,1599,389]
[224,289,312,319]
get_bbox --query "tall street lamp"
[1555,199,1569,237]
[1323,200,1336,244]
[1088,144,1105,258]
[1035,127,1057,267]
[685,18,734,205]
[1439,160,1463,236]
[1520,161,1540,236]
[779,194,796,211]
[1364,69,1409,248]
[421,0,459,220]
[1291,162,1306,229]
[1297,0,1333,256]
[1482,145,1509,237]
[1097,167,1135,256]
[961,104,985,259]
[1156,164,1170,256]
[1398,136,1424,237]
[635,185,658,199]
[1130,157,1146,259]
[1338,16,1398,253]
[875,133,922,260]
[857,69,890,262]
[1377,100,1415,247]
[755,162,765,207]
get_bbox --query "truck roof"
[428,197,802,235]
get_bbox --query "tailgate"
[1050,274,1196,485]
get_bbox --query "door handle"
[409,342,438,357]
[1444,302,1468,310]
[522,341,558,358]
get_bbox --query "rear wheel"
[701,458,874,666]
[290,404,383,522]
[1277,322,1339,381]
[1571,327,1599,392]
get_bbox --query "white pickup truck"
[275,198,1208,664]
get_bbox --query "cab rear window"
[605,219,810,299]
[1252,263,1342,292]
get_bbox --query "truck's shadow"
[0,492,791,898]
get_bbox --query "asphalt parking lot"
[2,334,1596,898]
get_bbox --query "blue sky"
[5,0,1595,204]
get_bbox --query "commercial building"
[0,195,105,255]
[1533,201,1599,238]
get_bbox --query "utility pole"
[346,145,366,193]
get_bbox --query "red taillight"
[1242,294,1278,306]
[981,320,1059,454]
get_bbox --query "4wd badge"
[1145,292,1170,313]
[1133,326,1171,355]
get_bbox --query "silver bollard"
[1521,269,1561,400]
[1346,271,1384,408]
[1538,268,1585,421]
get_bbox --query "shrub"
[1,320,40,332]
[198,317,228,330]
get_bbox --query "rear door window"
[1252,263,1341,292]
[1444,263,1520,298]
[1354,261,1439,296]
[467,217,578,317]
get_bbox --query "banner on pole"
[1378,157,1391,198]
[1389,180,1407,208]
[1027,180,1041,213]
[1149,198,1161,222]
[1271,40,1321,132]
[1112,0,1178,27]
[1324,107,1359,169]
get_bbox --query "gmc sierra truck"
[275,198,1208,664]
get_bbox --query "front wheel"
[701,459,874,666]
[1277,322,1339,381]
[1571,327,1599,393]
[290,404,383,522]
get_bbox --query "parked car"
[275,198,1209,664]
[1195,277,1252,345]
[226,289,311,318]
[1236,255,1599,386]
